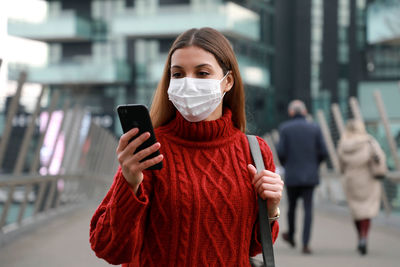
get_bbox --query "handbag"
[368,139,387,180]
[247,135,276,267]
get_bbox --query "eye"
[171,72,183,78]
[198,71,210,77]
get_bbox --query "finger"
[116,128,139,153]
[117,132,150,164]
[255,182,283,196]
[125,132,151,155]
[132,142,161,162]
[258,169,280,179]
[259,190,282,201]
[253,170,281,184]
[247,164,257,176]
[254,175,283,189]
[138,154,164,171]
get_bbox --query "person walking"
[89,27,284,266]
[277,100,328,254]
[337,119,385,255]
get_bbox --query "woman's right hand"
[116,128,163,194]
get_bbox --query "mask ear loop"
[220,70,230,82]
[220,70,232,95]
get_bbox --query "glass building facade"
[274,0,365,123]
[7,0,276,135]
[359,0,400,174]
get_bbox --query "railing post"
[17,184,33,224]
[43,99,70,173]
[349,96,364,123]
[30,90,61,174]
[373,90,400,171]
[0,185,16,229]
[33,182,47,216]
[59,106,83,174]
[317,110,341,173]
[331,103,345,137]
[13,87,45,175]
[67,110,87,173]
[44,179,57,211]
[0,72,26,170]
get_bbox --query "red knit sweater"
[90,108,279,266]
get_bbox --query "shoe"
[302,246,312,255]
[358,239,367,255]
[359,244,367,255]
[282,232,295,248]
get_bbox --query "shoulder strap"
[247,135,275,267]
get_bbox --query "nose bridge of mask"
[185,77,220,93]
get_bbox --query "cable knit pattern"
[90,108,279,266]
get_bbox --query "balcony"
[112,2,260,41]
[8,60,131,85]
[8,11,92,42]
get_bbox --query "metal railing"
[0,71,118,243]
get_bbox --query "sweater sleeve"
[89,167,153,265]
[249,136,279,256]
[250,219,280,256]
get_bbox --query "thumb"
[247,164,258,176]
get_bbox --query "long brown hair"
[149,27,246,132]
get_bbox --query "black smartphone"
[117,104,162,170]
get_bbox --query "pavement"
[271,202,400,267]
[0,200,399,267]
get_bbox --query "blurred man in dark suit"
[277,100,328,254]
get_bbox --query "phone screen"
[117,104,162,170]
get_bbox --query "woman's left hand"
[248,164,284,218]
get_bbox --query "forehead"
[170,46,220,68]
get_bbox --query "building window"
[62,42,92,61]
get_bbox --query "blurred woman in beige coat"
[337,119,385,255]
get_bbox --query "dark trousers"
[286,185,315,246]
[354,219,371,239]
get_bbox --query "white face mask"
[168,72,229,122]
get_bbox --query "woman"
[337,119,385,255]
[90,27,283,266]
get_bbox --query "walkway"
[0,201,399,266]
[272,202,400,267]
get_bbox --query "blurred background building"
[5,0,276,135]
[2,0,400,148]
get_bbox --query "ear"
[223,72,234,93]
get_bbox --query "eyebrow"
[170,63,213,69]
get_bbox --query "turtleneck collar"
[160,107,238,142]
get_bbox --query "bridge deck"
[0,201,399,267]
